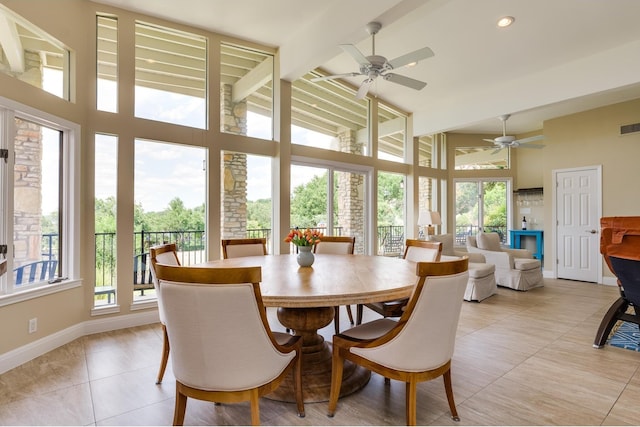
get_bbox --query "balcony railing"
[42,226,407,304]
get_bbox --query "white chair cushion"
[514,258,541,271]
[468,262,495,278]
[314,242,352,254]
[476,232,501,251]
[225,244,265,258]
[430,234,455,256]
[405,246,440,262]
[351,271,468,371]
[341,318,398,340]
[161,281,296,391]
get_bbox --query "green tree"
[377,172,404,226]
[94,196,117,233]
[290,173,329,227]
[247,199,271,230]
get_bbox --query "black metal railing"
[43,225,409,302]
[378,225,405,256]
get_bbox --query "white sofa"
[430,234,497,302]
[466,232,543,291]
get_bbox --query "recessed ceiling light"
[497,16,515,28]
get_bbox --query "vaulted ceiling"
[47,1,640,137]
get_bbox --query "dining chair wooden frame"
[149,242,181,384]
[313,235,356,333]
[328,257,469,426]
[222,238,268,259]
[154,263,305,425]
[356,239,442,325]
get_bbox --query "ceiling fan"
[484,114,545,153]
[311,21,434,99]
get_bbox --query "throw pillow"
[477,232,501,251]
[430,234,454,256]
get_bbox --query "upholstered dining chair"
[313,235,356,334]
[149,243,181,384]
[356,239,442,325]
[328,257,469,426]
[154,263,305,426]
[222,237,268,259]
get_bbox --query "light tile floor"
[1,278,639,425]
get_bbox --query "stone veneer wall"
[220,83,249,239]
[13,118,44,265]
[337,129,365,254]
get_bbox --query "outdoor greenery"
[455,181,507,235]
[92,171,405,235]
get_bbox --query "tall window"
[135,22,207,129]
[291,71,369,155]
[221,151,272,250]
[94,134,117,306]
[0,5,70,100]
[377,171,405,256]
[455,146,509,170]
[133,139,206,302]
[97,15,117,113]
[290,163,367,254]
[221,43,274,140]
[378,104,406,162]
[418,135,434,167]
[454,180,510,245]
[0,103,78,297]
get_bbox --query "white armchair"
[466,232,543,291]
[430,234,497,301]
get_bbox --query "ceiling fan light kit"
[483,113,545,153]
[311,22,434,99]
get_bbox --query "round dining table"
[201,253,419,403]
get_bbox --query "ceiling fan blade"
[514,135,545,145]
[483,138,497,143]
[515,143,545,149]
[311,72,361,82]
[356,78,374,99]
[387,46,435,69]
[383,73,427,90]
[491,147,504,155]
[340,44,371,67]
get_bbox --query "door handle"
[587,229,597,234]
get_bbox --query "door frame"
[551,165,603,283]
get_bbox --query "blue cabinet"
[509,230,543,260]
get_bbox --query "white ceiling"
[91,0,640,136]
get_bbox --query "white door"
[555,167,601,282]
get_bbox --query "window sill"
[0,279,82,308]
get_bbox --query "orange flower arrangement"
[284,228,323,247]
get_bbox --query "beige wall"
[540,99,640,279]
[448,99,640,280]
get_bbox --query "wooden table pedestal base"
[265,306,371,403]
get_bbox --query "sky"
[45,73,388,214]
[92,84,330,212]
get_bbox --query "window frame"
[0,96,81,306]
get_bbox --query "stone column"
[337,129,365,253]
[13,119,44,265]
[220,83,249,239]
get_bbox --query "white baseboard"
[542,268,618,286]
[0,310,159,375]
